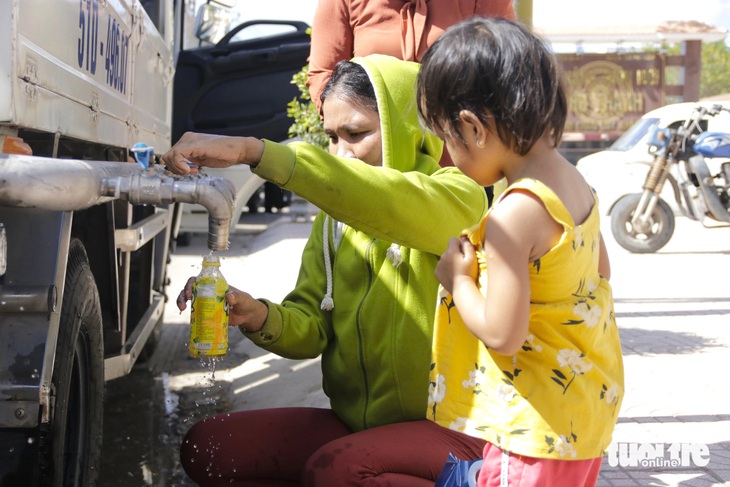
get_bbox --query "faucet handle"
[130,143,154,170]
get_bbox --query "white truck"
[0,1,241,485]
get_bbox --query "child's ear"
[458,110,489,148]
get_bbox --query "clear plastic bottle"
[189,254,229,357]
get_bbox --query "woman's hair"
[417,17,567,155]
[320,60,378,114]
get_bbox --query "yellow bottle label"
[189,275,229,357]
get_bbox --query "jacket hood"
[353,54,443,173]
[319,55,443,311]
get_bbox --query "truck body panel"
[2,0,172,152]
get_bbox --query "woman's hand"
[435,236,478,294]
[162,132,265,175]
[177,276,268,333]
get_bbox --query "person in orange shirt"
[307,0,514,181]
[306,0,516,113]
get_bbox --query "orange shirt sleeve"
[307,0,354,112]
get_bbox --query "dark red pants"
[180,407,485,486]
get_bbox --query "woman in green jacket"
[164,54,487,485]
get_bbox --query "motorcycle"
[610,104,730,253]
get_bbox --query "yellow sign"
[558,53,664,138]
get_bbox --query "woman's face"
[322,94,382,167]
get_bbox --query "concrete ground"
[159,212,730,486]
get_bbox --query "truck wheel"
[610,194,675,253]
[43,239,104,486]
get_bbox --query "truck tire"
[43,239,104,486]
[610,194,675,253]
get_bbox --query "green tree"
[286,65,328,149]
[701,40,730,98]
[648,39,730,100]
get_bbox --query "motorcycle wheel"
[41,238,104,486]
[610,194,675,253]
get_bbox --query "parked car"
[576,101,730,217]
[173,19,311,241]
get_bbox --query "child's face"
[442,135,486,183]
[322,94,382,167]
[439,114,505,187]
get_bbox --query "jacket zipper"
[356,238,375,430]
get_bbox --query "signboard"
[558,53,665,140]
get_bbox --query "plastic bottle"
[189,254,229,357]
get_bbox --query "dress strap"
[499,178,575,228]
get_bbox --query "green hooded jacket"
[247,54,487,432]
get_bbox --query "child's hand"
[435,236,478,294]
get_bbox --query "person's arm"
[255,140,488,256]
[241,214,335,358]
[473,0,517,20]
[162,135,487,255]
[306,0,354,112]
[161,132,264,175]
[598,232,611,281]
[439,191,558,355]
[176,214,335,359]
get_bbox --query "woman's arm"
[161,132,264,175]
[257,141,487,255]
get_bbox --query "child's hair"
[417,17,567,156]
[320,60,378,114]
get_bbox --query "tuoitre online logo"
[607,443,710,468]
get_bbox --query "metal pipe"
[0,154,235,250]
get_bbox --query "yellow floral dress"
[428,178,624,460]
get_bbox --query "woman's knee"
[302,438,363,485]
[180,419,213,482]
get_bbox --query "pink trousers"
[478,442,602,487]
[180,407,485,486]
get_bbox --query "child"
[416,18,624,486]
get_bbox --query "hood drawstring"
[321,215,343,311]
[321,216,402,311]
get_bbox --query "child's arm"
[439,191,560,356]
[598,232,611,281]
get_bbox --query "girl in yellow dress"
[417,18,624,487]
